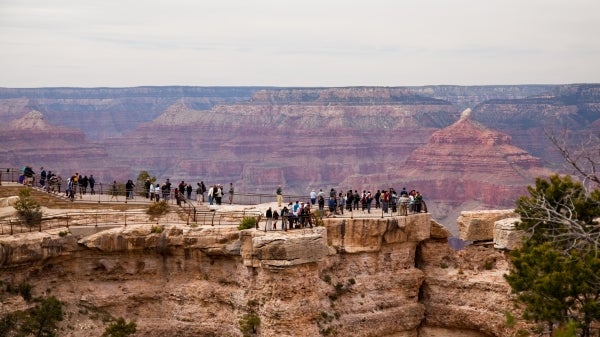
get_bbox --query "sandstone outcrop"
[457,209,518,242]
[0,210,530,337]
[493,217,524,250]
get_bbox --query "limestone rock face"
[457,209,518,241]
[493,217,524,250]
[240,227,330,268]
[1,215,436,337]
[418,240,517,337]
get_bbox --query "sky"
[1,0,599,88]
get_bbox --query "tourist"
[318,195,325,211]
[215,184,223,205]
[399,193,409,216]
[186,183,192,200]
[414,191,423,213]
[149,183,155,201]
[228,182,234,204]
[125,179,135,200]
[89,175,95,195]
[281,206,289,231]
[338,192,345,215]
[110,181,118,201]
[200,181,206,202]
[265,207,273,232]
[155,184,161,202]
[39,167,46,188]
[276,185,283,207]
[145,179,152,198]
[273,209,279,230]
[310,189,316,205]
[207,185,214,205]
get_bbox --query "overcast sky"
[1,0,599,88]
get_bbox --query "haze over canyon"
[1,84,599,232]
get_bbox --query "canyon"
[1,84,599,232]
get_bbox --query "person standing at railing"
[228,182,234,204]
[149,183,155,201]
[276,185,283,207]
[281,206,289,231]
[215,184,223,205]
[110,181,119,201]
[125,179,135,200]
[207,185,214,205]
[265,207,273,232]
[186,183,192,200]
[273,210,279,230]
[39,167,46,188]
[199,181,206,203]
[145,179,152,199]
[310,189,316,205]
[89,175,95,195]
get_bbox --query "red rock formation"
[348,109,553,233]
[0,111,112,179]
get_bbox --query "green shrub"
[21,296,63,336]
[505,310,516,328]
[239,313,260,336]
[238,217,258,230]
[18,282,33,302]
[13,188,42,228]
[147,201,169,218]
[58,230,69,237]
[150,225,164,234]
[103,317,137,337]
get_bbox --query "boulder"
[493,217,524,250]
[458,210,517,242]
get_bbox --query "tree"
[20,296,63,337]
[103,317,137,337]
[505,174,600,337]
[13,188,43,228]
[547,130,600,189]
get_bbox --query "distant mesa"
[8,110,53,130]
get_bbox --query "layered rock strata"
[0,212,524,337]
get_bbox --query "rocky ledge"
[0,212,523,337]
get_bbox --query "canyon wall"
[1,84,599,232]
[0,214,522,337]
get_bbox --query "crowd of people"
[262,186,427,231]
[14,166,427,218]
[304,187,426,216]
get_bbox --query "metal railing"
[0,208,263,236]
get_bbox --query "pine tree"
[505,174,600,336]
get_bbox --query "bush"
[238,217,258,230]
[13,188,42,228]
[150,225,163,234]
[103,317,137,337]
[21,296,63,336]
[239,313,260,336]
[18,282,33,302]
[147,200,169,218]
